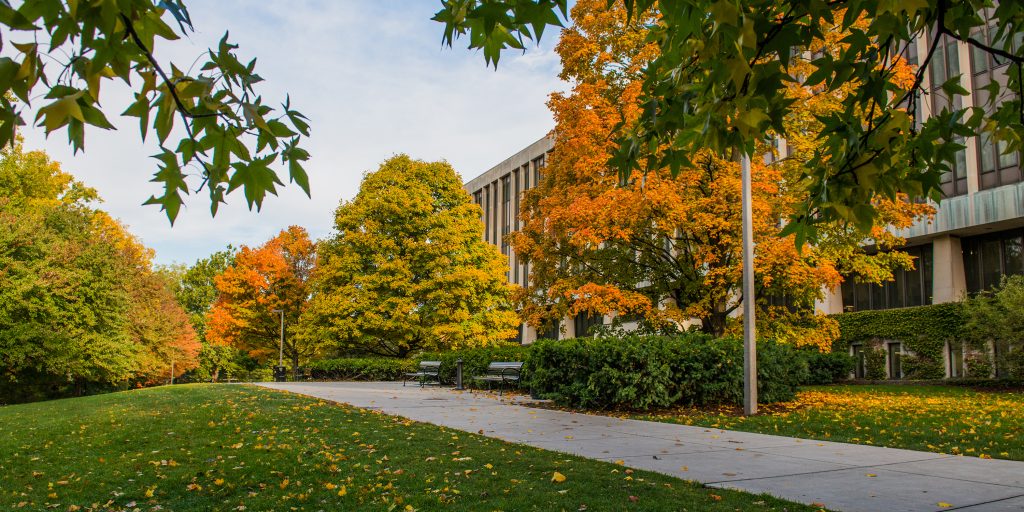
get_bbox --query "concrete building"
[464,12,1023,368]
[464,135,554,344]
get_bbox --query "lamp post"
[740,152,757,416]
[272,309,285,382]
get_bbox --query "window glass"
[1004,235,1024,276]
[964,241,981,293]
[930,42,947,86]
[954,148,968,179]
[870,282,885,309]
[949,342,963,378]
[922,245,934,302]
[906,259,923,306]
[998,139,1018,169]
[972,34,990,74]
[982,238,1003,289]
[852,345,866,379]
[889,342,902,379]
[855,282,870,311]
[888,279,903,309]
[980,134,997,173]
[895,269,908,308]
[946,40,960,78]
[841,280,855,312]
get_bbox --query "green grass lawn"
[0,385,822,512]
[631,385,1024,461]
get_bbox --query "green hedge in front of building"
[831,302,968,380]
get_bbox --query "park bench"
[404,361,442,387]
[471,362,524,396]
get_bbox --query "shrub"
[308,358,417,381]
[416,344,532,386]
[528,333,808,410]
[802,350,855,385]
[865,347,887,380]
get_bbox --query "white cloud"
[17,0,567,265]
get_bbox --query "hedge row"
[802,350,855,385]
[307,358,417,381]
[527,334,809,410]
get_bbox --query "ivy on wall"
[831,303,968,380]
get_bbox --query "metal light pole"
[272,309,285,367]
[272,309,286,382]
[740,152,758,416]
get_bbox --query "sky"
[20,1,568,266]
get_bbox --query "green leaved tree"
[0,142,198,401]
[0,0,310,222]
[301,155,520,357]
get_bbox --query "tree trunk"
[701,314,727,338]
[292,353,300,379]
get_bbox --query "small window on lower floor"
[994,340,1012,378]
[947,342,964,378]
[888,342,903,379]
[852,344,866,379]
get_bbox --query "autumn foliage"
[0,143,198,398]
[511,0,932,349]
[301,155,519,357]
[207,226,317,368]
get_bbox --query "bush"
[528,333,808,410]
[802,350,854,385]
[308,358,417,381]
[416,344,532,386]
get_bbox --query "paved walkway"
[258,381,1024,512]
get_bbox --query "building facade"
[465,14,1023,373]
[464,135,554,344]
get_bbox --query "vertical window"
[940,140,969,197]
[513,168,521,232]
[977,134,1022,189]
[502,175,511,256]
[888,342,903,379]
[963,228,1024,293]
[532,155,545,185]
[573,312,603,338]
[928,35,961,113]
[852,345,866,379]
[483,186,491,243]
[948,342,964,378]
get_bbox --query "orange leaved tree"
[511,0,932,349]
[207,226,318,369]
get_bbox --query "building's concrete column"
[957,41,981,194]
[815,286,845,315]
[522,323,537,345]
[932,236,967,303]
[562,315,576,339]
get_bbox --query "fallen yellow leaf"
[551,471,567,483]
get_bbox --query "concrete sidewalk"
[258,381,1024,512]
